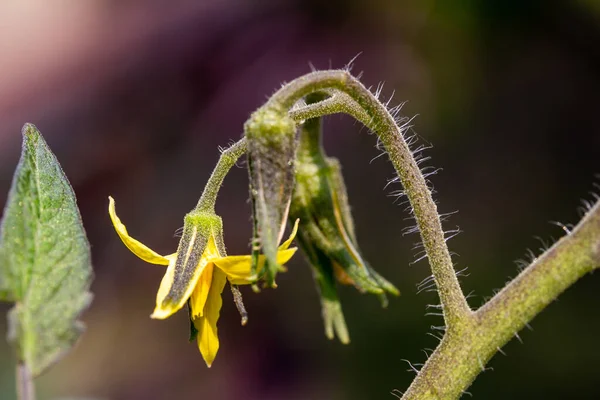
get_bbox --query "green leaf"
[0,124,93,377]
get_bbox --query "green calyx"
[245,104,298,287]
[164,211,225,306]
[174,210,226,342]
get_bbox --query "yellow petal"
[193,268,227,367]
[279,218,299,250]
[212,255,252,282]
[108,196,170,265]
[216,248,297,285]
[276,247,297,265]
[151,255,176,318]
[189,263,214,318]
[151,236,220,319]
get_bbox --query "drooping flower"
[289,98,399,343]
[108,196,298,367]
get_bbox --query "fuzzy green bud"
[245,104,297,286]
[289,95,399,341]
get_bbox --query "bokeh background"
[1,1,599,399]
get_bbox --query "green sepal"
[162,211,225,309]
[181,212,225,342]
[327,158,400,300]
[290,105,399,300]
[295,229,349,344]
[290,118,395,295]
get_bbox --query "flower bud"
[245,104,297,286]
[289,105,399,341]
[326,158,400,306]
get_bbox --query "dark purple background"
[1,1,599,399]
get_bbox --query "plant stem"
[16,363,35,400]
[280,71,472,328]
[286,71,600,398]
[478,199,600,339]
[195,138,247,212]
[401,200,600,399]
[290,90,371,124]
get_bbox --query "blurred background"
[1,1,599,399]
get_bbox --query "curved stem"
[282,71,471,328]
[288,76,600,397]
[271,71,353,109]
[290,91,370,124]
[195,138,247,212]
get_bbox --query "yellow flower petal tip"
[279,218,300,250]
[150,307,176,320]
[108,195,171,266]
[200,348,218,368]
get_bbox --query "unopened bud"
[245,104,297,286]
[289,100,399,341]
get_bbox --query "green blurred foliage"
[1,125,93,378]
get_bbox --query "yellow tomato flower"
[108,196,298,367]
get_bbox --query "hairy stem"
[402,200,600,399]
[195,138,247,212]
[290,90,370,125]
[478,199,600,340]
[282,71,471,328]
[286,71,600,398]
[16,363,35,400]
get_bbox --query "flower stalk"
[195,139,247,213]
[278,70,472,329]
